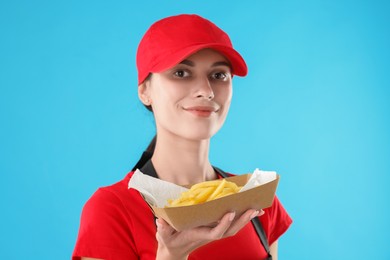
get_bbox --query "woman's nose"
[195,77,214,100]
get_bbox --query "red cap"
[136,14,248,85]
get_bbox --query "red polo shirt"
[72,171,292,260]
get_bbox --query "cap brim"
[150,43,248,77]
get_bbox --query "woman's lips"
[183,106,218,117]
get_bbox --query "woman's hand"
[155,209,264,260]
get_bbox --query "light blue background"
[1,1,389,259]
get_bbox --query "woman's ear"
[138,81,152,106]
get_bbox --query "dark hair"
[146,135,157,153]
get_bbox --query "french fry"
[166,179,242,207]
[190,179,224,190]
[206,179,226,201]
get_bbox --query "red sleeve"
[260,196,292,246]
[72,188,138,260]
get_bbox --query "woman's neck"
[151,134,217,185]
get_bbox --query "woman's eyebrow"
[212,61,231,68]
[179,60,195,66]
[178,60,231,68]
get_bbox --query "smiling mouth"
[183,106,218,117]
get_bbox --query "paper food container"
[129,170,280,231]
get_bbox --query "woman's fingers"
[223,209,261,237]
[155,208,265,257]
[156,218,176,241]
[190,209,260,241]
[206,212,236,240]
[155,214,236,259]
[258,209,265,217]
[157,209,264,242]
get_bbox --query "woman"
[72,14,292,260]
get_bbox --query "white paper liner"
[128,168,277,208]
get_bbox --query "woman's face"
[140,49,233,141]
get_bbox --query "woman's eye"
[212,72,229,80]
[173,70,189,78]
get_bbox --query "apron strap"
[213,167,272,260]
[132,151,153,172]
